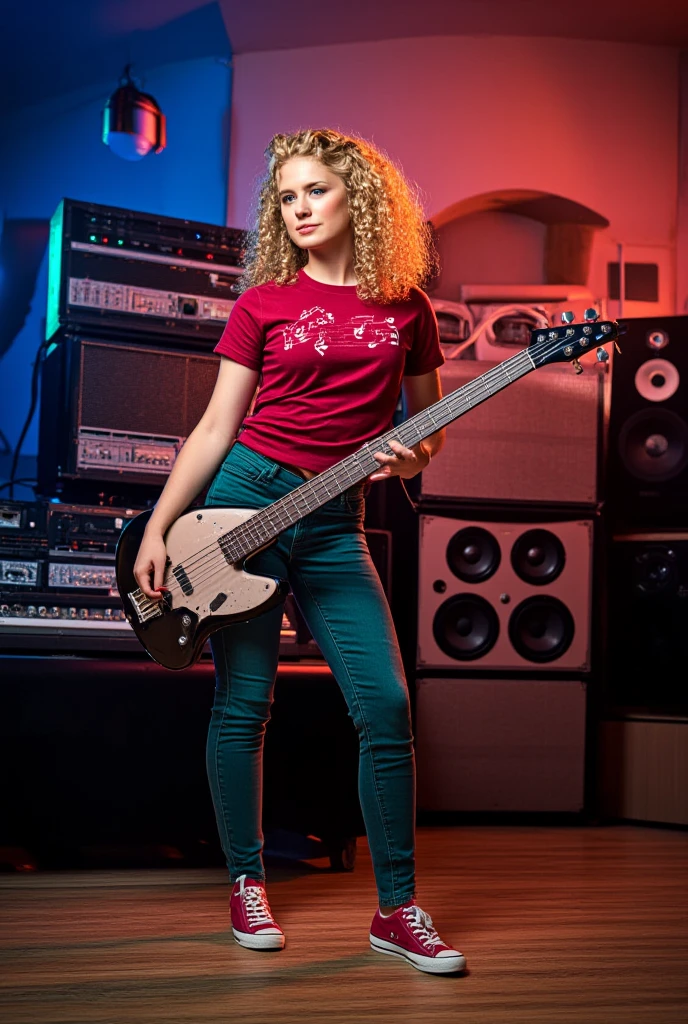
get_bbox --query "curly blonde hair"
[238,128,436,305]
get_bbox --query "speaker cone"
[511,529,565,585]
[446,527,501,583]
[433,594,500,661]
[618,409,688,482]
[633,545,678,595]
[634,358,679,402]
[508,597,575,663]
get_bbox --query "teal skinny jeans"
[204,441,416,906]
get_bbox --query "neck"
[303,240,356,286]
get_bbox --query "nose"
[294,192,311,218]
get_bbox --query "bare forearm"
[146,425,233,536]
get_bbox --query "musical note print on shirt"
[283,306,400,357]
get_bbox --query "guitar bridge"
[128,587,165,624]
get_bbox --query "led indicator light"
[206,253,214,259]
[102,237,109,244]
[117,239,124,246]
[89,234,97,242]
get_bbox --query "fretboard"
[217,347,535,564]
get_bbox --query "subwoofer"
[417,514,593,671]
[419,361,603,506]
[606,533,688,715]
[606,315,688,527]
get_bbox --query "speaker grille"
[420,361,602,505]
[79,341,218,437]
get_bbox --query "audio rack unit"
[46,199,246,346]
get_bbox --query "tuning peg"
[560,310,575,324]
[572,358,583,374]
[584,308,599,322]
[596,347,609,362]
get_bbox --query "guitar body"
[116,506,289,670]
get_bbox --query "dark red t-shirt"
[214,269,444,472]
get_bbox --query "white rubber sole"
[370,934,466,974]
[233,927,285,950]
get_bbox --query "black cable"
[0,429,11,456]
[8,337,48,500]
[0,478,37,494]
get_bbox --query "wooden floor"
[1,825,687,1024]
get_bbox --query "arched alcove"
[429,190,609,299]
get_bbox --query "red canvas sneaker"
[230,874,285,950]
[370,902,466,974]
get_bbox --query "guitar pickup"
[172,564,194,596]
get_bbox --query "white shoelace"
[239,881,276,928]
[402,905,446,949]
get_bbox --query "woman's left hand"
[369,439,430,483]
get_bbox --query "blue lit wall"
[0,48,231,498]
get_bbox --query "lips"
[296,225,319,234]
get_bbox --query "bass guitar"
[115,310,621,669]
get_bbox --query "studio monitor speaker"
[415,677,587,812]
[606,533,688,715]
[606,315,688,527]
[417,514,593,672]
[419,361,602,506]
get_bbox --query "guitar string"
[155,349,535,599]
[143,329,607,606]
[153,331,595,603]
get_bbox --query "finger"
[136,565,162,601]
[388,440,415,460]
[153,562,165,593]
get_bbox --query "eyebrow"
[278,180,329,196]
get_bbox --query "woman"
[133,128,465,975]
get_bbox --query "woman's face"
[277,156,352,253]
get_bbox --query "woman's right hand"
[133,527,169,601]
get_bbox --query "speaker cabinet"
[606,315,688,527]
[415,677,587,812]
[38,333,219,495]
[418,515,593,672]
[606,533,688,715]
[419,361,602,506]
[598,716,688,826]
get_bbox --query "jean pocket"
[219,443,269,483]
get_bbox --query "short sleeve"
[213,287,264,370]
[404,288,445,376]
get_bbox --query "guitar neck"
[217,347,535,564]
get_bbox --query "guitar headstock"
[528,308,622,373]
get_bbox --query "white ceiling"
[3,0,687,114]
[219,0,688,53]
